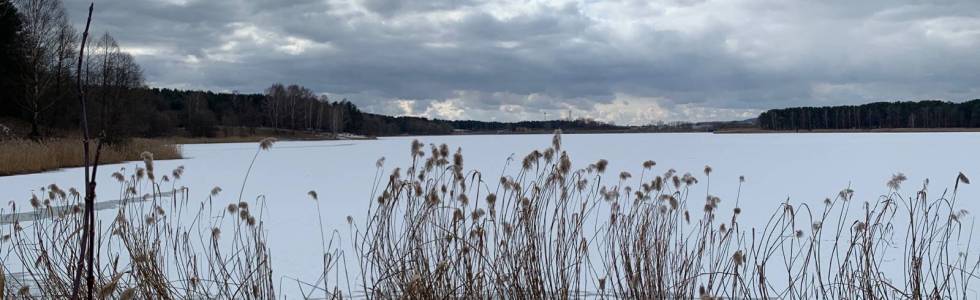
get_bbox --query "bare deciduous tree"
[15,0,68,138]
[264,83,285,131]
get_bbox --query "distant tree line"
[758,100,980,130]
[142,88,622,137]
[445,118,621,132]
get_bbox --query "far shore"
[714,127,980,134]
[4,127,979,177]
[171,132,374,144]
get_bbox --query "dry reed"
[0,142,271,299]
[344,130,980,299]
[0,138,182,176]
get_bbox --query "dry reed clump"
[0,138,183,176]
[0,144,272,299]
[347,130,980,299]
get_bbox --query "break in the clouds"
[63,0,980,125]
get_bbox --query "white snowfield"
[2,132,980,297]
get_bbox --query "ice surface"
[2,132,980,297]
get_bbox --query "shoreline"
[714,127,980,134]
[170,133,375,145]
[4,128,978,177]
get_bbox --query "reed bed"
[0,138,182,176]
[0,143,273,299]
[348,130,979,299]
[0,131,977,299]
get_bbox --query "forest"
[757,100,980,131]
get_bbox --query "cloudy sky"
[64,0,980,125]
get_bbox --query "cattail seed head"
[471,208,485,221]
[887,173,907,190]
[453,148,463,167]
[453,209,464,224]
[552,129,562,150]
[543,148,555,163]
[595,159,608,173]
[410,140,422,157]
[682,173,698,185]
[259,137,277,150]
[172,166,184,180]
[854,222,866,232]
[438,144,449,158]
[426,190,440,206]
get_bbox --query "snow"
[3,132,980,297]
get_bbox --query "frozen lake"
[3,132,980,296]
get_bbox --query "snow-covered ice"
[2,132,980,297]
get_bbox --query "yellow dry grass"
[0,138,182,176]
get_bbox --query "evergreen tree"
[0,0,25,118]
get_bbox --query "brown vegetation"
[0,138,181,176]
[346,130,979,298]
[0,151,273,298]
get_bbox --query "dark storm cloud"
[62,0,980,124]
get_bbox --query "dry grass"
[344,130,980,299]
[0,138,182,176]
[0,144,273,299]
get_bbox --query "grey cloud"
[61,0,980,125]
[360,0,477,16]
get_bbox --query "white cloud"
[423,99,466,119]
